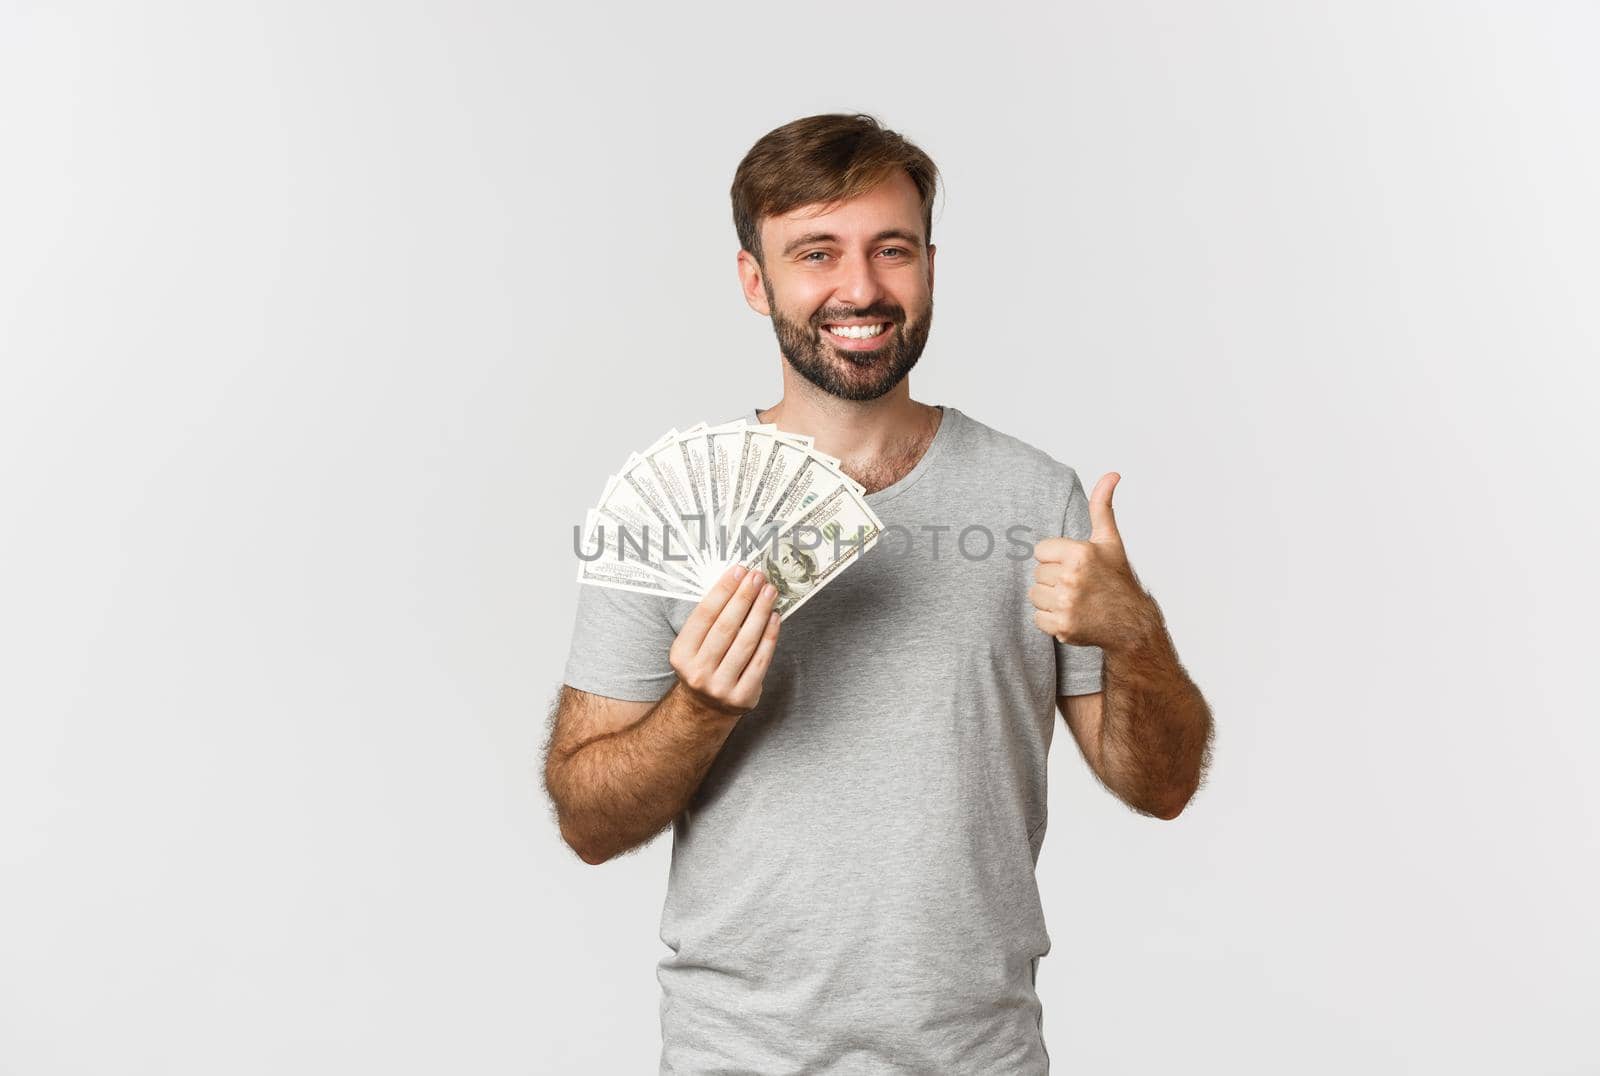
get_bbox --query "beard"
[765,282,933,402]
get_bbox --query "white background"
[3,2,1596,1073]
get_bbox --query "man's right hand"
[669,563,782,719]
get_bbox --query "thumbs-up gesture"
[1030,472,1155,651]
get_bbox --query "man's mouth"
[821,321,893,349]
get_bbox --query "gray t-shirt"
[562,404,1104,1074]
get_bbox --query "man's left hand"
[1029,472,1157,651]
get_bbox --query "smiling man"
[757,186,933,404]
[545,113,1214,1073]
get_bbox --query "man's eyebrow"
[781,229,924,257]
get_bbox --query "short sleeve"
[1056,468,1106,696]
[561,582,682,702]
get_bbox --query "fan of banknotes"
[575,418,885,620]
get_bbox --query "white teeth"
[826,323,887,339]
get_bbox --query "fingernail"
[763,583,777,600]
[731,565,746,580]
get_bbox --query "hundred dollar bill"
[738,453,852,544]
[733,481,882,621]
[576,418,883,613]
[638,427,714,571]
[703,420,767,564]
[722,426,776,556]
[576,509,705,598]
[674,423,717,565]
[609,457,719,589]
[730,435,811,553]
[583,488,706,592]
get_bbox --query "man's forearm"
[547,681,741,864]
[1098,601,1214,819]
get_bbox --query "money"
[575,419,884,619]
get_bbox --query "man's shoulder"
[944,405,1085,486]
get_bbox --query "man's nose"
[832,250,886,310]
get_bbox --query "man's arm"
[543,564,781,864]
[1032,471,1214,819]
[1057,600,1213,819]
[544,682,745,864]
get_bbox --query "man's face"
[741,171,935,402]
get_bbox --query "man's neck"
[756,383,942,495]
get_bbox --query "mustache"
[812,307,904,326]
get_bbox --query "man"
[544,113,1213,1073]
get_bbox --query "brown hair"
[730,113,941,269]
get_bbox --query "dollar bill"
[576,419,886,618]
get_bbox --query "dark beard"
[765,283,933,402]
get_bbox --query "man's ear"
[737,249,771,316]
[926,242,936,297]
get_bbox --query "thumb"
[1088,472,1122,544]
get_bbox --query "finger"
[1033,607,1064,640]
[1032,535,1080,563]
[699,567,766,665]
[716,580,778,682]
[732,608,782,697]
[1033,561,1065,586]
[1088,472,1122,545]
[678,564,746,652]
[1026,582,1061,612]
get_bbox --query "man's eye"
[801,248,907,262]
